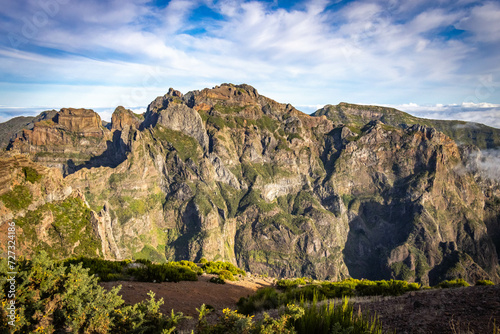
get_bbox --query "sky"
[0,0,499,127]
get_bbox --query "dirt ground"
[101,277,500,334]
[99,273,273,315]
[353,285,500,334]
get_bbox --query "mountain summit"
[1,83,499,285]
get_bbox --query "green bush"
[238,278,421,315]
[476,280,495,286]
[64,257,131,282]
[64,257,200,283]
[218,270,236,281]
[209,277,226,284]
[179,260,203,275]
[199,300,382,334]
[291,298,383,334]
[130,263,198,283]
[276,278,307,289]
[202,261,245,276]
[438,279,470,288]
[0,252,188,333]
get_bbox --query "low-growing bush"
[276,277,307,289]
[0,252,189,333]
[63,257,131,282]
[130,263,198,283]
[200,300,382,334]
[291,297,383,334]
[202,261,246,276]
[438,279,470,288]
[179,260,203,275]
[238,278,421,315]
[475,280,494,286]
[209,277,226,284]
[237,287,281,314]
[218,270,236,281]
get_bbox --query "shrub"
[0,252,188,333]
[237,287,281,314]
[131,263,198,283]
[291,297,383,334]
[219,270,236,281]
[438,279,470,288]
[199,301,382,334]
[475,280,494,286]
[202,261,245,276]
[238,278,421,315]
[209,277,226,284]
[179,260,203,275]
[276,278,307,290]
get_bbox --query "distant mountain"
[313,102,500,149]
[0,116,35,149]
[1,84,499,285]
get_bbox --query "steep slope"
[0,116,35,149]
[1,84,499,285]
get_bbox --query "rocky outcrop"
[54,108,104,135]
[157,102,209,151]
[1,83,499,285]
[111,106,142,131]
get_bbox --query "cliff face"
[1,84,499,285]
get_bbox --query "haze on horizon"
[0,0,499,127]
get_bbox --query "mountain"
[313,103,500,149]
[1,83,499,285]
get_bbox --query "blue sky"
[0,0,499,127]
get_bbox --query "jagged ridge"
[1,83,499,285]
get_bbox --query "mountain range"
[1,83,499,285]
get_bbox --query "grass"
[292,297,383,334]
[238,278,421,315]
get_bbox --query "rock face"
[111,106,141,131]
[1,83,499,285]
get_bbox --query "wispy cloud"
[0,0,499,127]
[389,102,500,129]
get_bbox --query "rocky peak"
[111,106,141,131]
[54,108,103,134]
[167,87,183,98]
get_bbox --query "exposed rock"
[55,108,103,135]
[157,102,209,151]
[1,84,499,285]
[111,106,141,131]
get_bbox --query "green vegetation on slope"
[16,196,101,258]
[238,278,420,315]
[0,184,32,210]
[154,125,201,161]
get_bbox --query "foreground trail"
[100,274,272,317]
[353,285,500,334]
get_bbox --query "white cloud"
[388,102,500,129]
[456,1,500,42]
[0,0,499,122]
